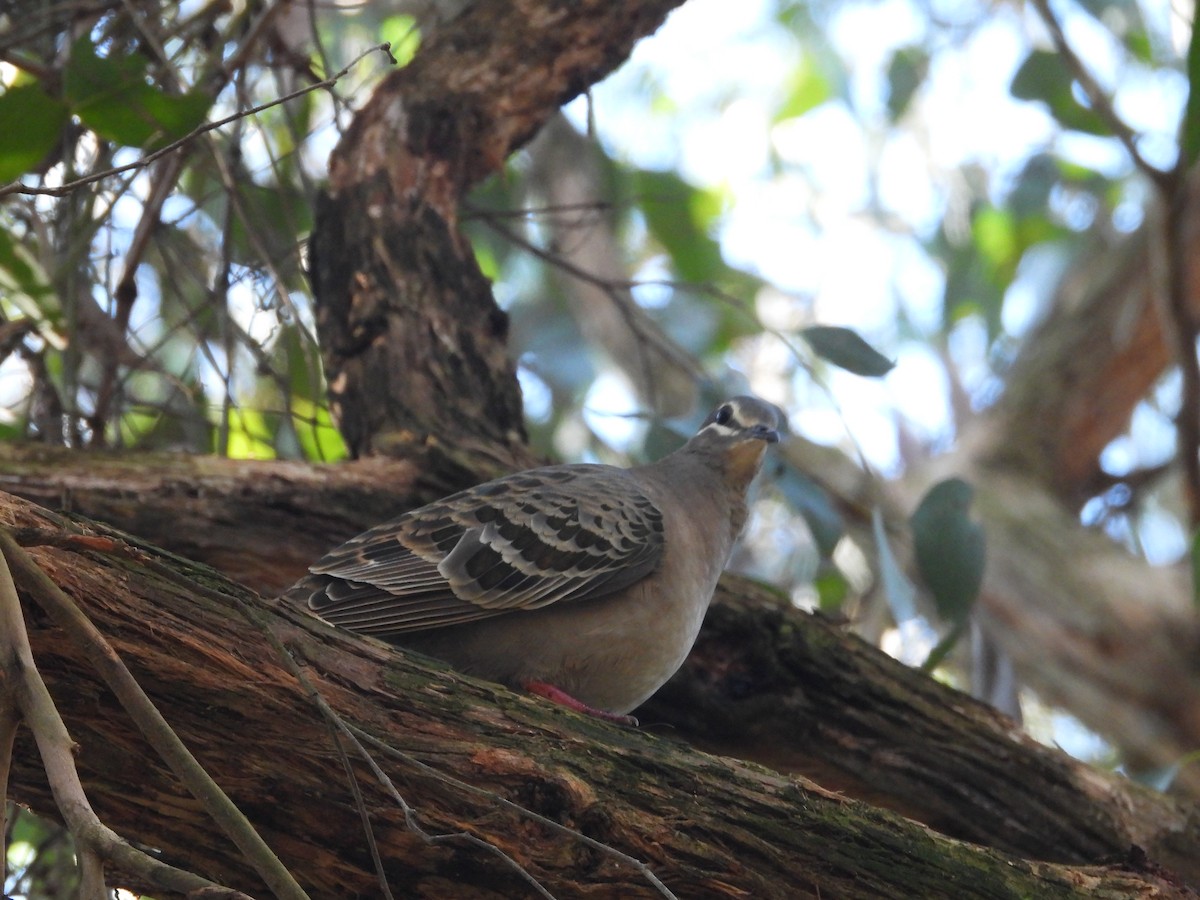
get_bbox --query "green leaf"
[814,567,849,612]
[228,181,312,283]
[885,47,927,121]
[910,478,986,624]
[0,83,69,181]
[1182,12,1200,165]
[280,326,347,461]
[972,206,1018,273]
[632,169,723,283]
[0,230,53,306]
[775,53,831,121]
[1010,50,1110,137]
[222,407,276,459]
[1007,154,1058,219]
[64,35,210,148]
[800,325,894,376]
[381,14,422,67]
[920,619,967,672]
[939,234,1003,338]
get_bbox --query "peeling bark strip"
[309,0,683,471]
[2,489,1197,897]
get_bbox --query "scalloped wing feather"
[301,465,664,636]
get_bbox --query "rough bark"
[1,460,1197,889]
[641,583,1200,882]
[3,490,1195,898]
[0,446,429,595]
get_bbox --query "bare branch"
[1028,0,1173,191]
[0,530,309,900]
[0,532,245,898]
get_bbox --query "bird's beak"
[750,424,781,444]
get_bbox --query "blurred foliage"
[0,0,1197,882]
[4,806,79,900]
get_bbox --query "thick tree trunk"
[309,0,682,477]
[3,490,1195,898]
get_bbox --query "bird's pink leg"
[522,680,639,726]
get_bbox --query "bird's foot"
[522,680,638,726]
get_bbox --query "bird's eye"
[715,405,733,425]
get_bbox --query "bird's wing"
[299,465,665,636]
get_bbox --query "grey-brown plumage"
[286,396,780,720]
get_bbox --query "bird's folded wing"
[299,465,665,636]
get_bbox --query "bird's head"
[691,396,782,487]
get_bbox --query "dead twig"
[0,531,249,898]
[0,529,307,900]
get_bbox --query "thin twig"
[474,208,702,381]
[0,685,18,888]
[0,529,310,900]
[346,724,681,900]
[0,533,246,898]
[226,593,559,899]
[1028,0,1172,191]
[323,716,398,900]
[0,42,395,199]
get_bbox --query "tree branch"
[2,487,1197,895]
[0,525,248,898]
[1028,0,1172,191]
[0,529,309,900]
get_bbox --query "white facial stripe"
[699,421,741,438]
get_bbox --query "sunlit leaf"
[0,84,69,180]
[972,207,1018,273]
[632,169,723,283]
[381,15,422,67]
[277,324,348,462]
[222,408,276,459]
[775,53,831,121]
[291,399,347,462]
[800,325,894,376]
[814,567,849,611]
[910,478,985,624]
[1122,28,1153,64]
